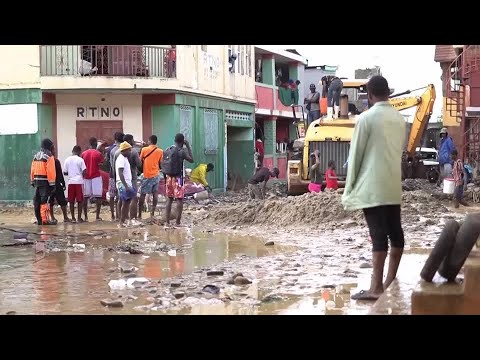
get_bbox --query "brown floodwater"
[0,223,293,314]
[0,213,431,315]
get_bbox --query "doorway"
[76,120,123,152]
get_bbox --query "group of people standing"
[31,132,198,227]
[304,75,344,125]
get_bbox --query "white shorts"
[83,176,103,198]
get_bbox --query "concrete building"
[0,45,256,201]
[434,45,480,160]
[354,66,381,79]
[303,65,337,95]
[254,46,306,181]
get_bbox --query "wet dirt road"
[0,217,427,315]
[0,186,475,315]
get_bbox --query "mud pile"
[196,179,451,228]
[200,192,363,228]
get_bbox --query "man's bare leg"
[95,199,102,221]
[383,247,403,289]
[138,194,146,219]
[369,250,388,296]
[130,196,138,220]
[77,201,84,222]
[109,197,116,220]
[118,200,123,221]
[176,198,184,226]
[60,205,71,222]
[70,202,76,221]
[151,191,159,217]
[120,199,131,224]
[83,198,89,221]
[165,197,173,226]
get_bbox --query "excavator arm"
[388,84,436,156]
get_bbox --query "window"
[204,109,218,154]
[201,45,207,52]
[240,45,245,76]
[180,106,193,145]
[246,45,252,77]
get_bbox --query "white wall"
[55,93,142,164]
[0,45,40,89]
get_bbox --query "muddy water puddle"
[0,225,294,314]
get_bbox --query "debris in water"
[264,241,275,246]
[6,311,16,315]
[73,243,86,252]
[202,285,220,295]
[108,279,127,290]
[321,285,336,289]
[100,299,124,308]
[171,282,182,288]
[207,270,224,276]
[234,276,252,285]
[262,294,283,303]
[359,262,373,269]
[126,277,149,288]
[120,265,137,273]
[167,249,177,257]
[173,292,185,299]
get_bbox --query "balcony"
[255,83,298,117]
[40,45,176,78]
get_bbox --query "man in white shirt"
[63,145,87,223]
[115,141,136,225]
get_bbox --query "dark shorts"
[49,187,67,207]
[67,184,84,203]
[363,205,405,252]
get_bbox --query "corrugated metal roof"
[434,45,457,63]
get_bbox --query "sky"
[260,45,442,121]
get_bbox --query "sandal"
[351,290,380,301]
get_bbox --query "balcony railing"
[40,45,176,78]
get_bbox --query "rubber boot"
[327,107,333,119]
[334,105,340,119]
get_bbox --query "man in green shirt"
[342,75,406,301]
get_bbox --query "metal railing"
[40,45,176,78]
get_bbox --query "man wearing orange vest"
[31,138,57,225]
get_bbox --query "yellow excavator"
[286,81,436,195]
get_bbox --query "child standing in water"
[325,160,339,191]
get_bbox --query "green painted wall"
[194,108,224,190]
[175,94,254,114]
[152,104,225,190]
[0,88,42,105]
[264,119,276,155]
[151,95,256,191]
[262,57,275,86]
[152,105,177,151]
[227,127,254,183]
[0,99,53,201]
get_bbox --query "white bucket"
[443,178,455,194]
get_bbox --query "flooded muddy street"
[0,179,476,315]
